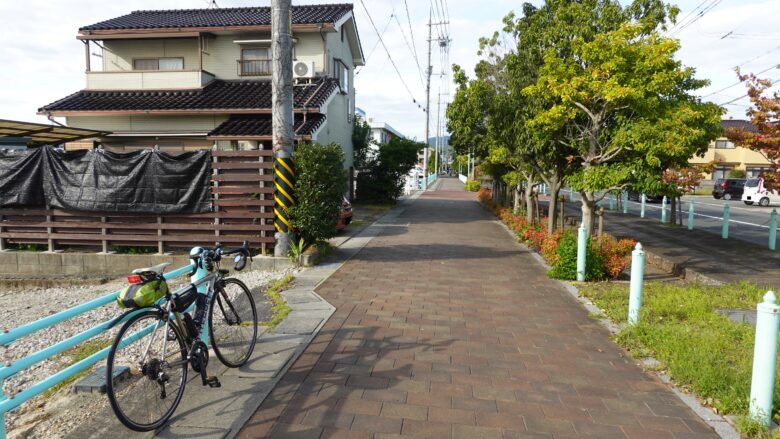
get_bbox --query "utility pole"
[272,0,294,257]
[435,90,441,177]
[423,9,433,190]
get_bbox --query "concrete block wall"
[0,252,293,277]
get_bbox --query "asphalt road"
[559,189,778,248]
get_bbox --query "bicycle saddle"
[131,262,171,275]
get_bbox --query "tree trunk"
[513,184,521,214]
[546,176,561,235]
[524,176,535,224]
[670,196,677,225]
[580,192,596,236]
[678,197,683,226]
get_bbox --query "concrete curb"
[491,218,739,439]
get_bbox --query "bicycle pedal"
[205,376,221,388]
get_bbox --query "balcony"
[238,59,271,77]
[85,70,215,90]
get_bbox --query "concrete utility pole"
[435,90,441,176]
[272,0,294,257]
[423,9,432,190]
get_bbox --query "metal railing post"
[661,196,668,223]
[749,291,780,428]
[640,194,646,218]
[688,199,694,231]
[769,209,777,251]
[722,203,730,239]
[628,243,645,325]
[622,191,628,214]
[576,224,587,282]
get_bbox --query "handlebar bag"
[117,278,169,309]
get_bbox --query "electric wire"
[702,63,780,98]
[403,0,421,71]
[667,0,722,38]
[393,10,426,87]
[717,76,780,106]
[355,13,393,75]
[358,0,426,112]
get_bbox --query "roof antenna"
[204,0,219,8]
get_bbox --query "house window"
[747,167,771,178]
[132,57,184,71]
[714,139,735,149]
[239,48,271,76]
[333,59,349,92]
[713,165,734,181]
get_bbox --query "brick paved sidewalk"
[239,177,718,439]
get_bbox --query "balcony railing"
[238,59,272,77]
[85,70,215,90]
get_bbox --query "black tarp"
[0,146,212,213]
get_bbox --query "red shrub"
[593,236,637,279]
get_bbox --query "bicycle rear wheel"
[209,278,258,367]
[106,309,188,432]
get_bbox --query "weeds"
[261,273,294,328]
[44,338,113,398]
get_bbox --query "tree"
[661,162,716,224]
[356,137,422,203]
[352,115,373,170]
[525,10,722,235]
[725,72,780,187]
[288,143,347,246]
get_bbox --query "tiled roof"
[80,4,353,31]
[209,114,326,138]
[721,119,757,133]
[40,78,338,113]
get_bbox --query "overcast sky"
[1,0,779,141]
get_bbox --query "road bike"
[105,242,257,431]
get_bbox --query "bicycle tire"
[106,309,188,432]
[209,278,258,367]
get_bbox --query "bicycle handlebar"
[189,241,251,273]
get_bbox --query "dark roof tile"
[721,119,757,133]
[80,4,353,31]
[40,78,338,113]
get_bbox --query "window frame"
[131,57,185,71]
[333,58,350,93]
[714,139,735,149]
[239,46,272,76]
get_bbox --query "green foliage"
[261,274,294,328]
[6,243,46,252]
[547,232,604,281]
[426,149,436,174]
[729,169,747,179]
[288,143,347,246]
[44,338,112,398]
[352,115,373,170]
[465,180,481,192]
[356,137,422,203]
[112,246,156,255]
[288,238,306,265]
[580,281,780,436]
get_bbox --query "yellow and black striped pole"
[273,156,295,234]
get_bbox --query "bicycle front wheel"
[209,278,258,367]
[106,310,188,432]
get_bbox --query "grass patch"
[43,338,113,398]
[316,241,335,262]
[350,219,366,228]
[261,273,295,329]
[5,243,46,252]
[579,281,778,436]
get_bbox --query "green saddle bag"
[117,278,169,309]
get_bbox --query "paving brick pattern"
[239,178,718,439]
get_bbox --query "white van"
[742,177,780,206]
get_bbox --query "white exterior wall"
[67,115,228,133]
[102,39,200,71]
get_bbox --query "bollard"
[628,243,645,325]
[722,203,730,239]
[576,224,587,282]
[609,194,614,210]
[623,191,628,214]
[661,196,668,224]
[770,209,777,251]
[640,194,646,218]
[749,291,780,427]
[688,200,694,231]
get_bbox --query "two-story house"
[689,119,772,183]
[38,3,364,172]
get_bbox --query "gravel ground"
[0,266,296,438]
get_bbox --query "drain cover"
[74,365,129,394]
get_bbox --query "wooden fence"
[0,149,276,254]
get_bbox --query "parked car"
[627,191,664,203]
[742,177,779,207]
[712,178,746,200]
[336,197,353,230]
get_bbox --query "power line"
[668,0,722,37]
[358,0,426,112]
[717,76,780,106]
[665,0,710,35]
[702,63,780,98]
[734,45,780,69]
[393,10,426,87]
[355,13,393,75]
[403,0,421,72]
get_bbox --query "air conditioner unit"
[293,61,316,79]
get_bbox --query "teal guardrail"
[426,173,438,187]
[458,174,467,183]
[0,263,195,438]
